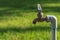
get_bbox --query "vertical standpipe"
[47,15,57,40]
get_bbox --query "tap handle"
[37,4,43,18]
[38,4,42,10]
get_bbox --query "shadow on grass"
[0,25,59,33]
[0,6,60,17]
[0,9,24,17]
[0,26,51,33]
[0,0,60,16]
[0,0,60,11]
[0,0,60,8]
[42,6,60,12]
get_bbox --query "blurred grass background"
[0,0,60,40]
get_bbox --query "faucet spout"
[33,17,47,24]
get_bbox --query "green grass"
[0,0,60,40]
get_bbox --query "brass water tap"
[33,4,47,24]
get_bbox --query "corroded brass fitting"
[33,4,47,24]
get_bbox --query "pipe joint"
[46,15,57,28]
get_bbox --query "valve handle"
[37,4,43,19]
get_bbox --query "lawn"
[0,0,60,40]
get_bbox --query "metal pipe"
[52,28,57,40]
[47,15,57,40]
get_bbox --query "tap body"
[33,4,47,24]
